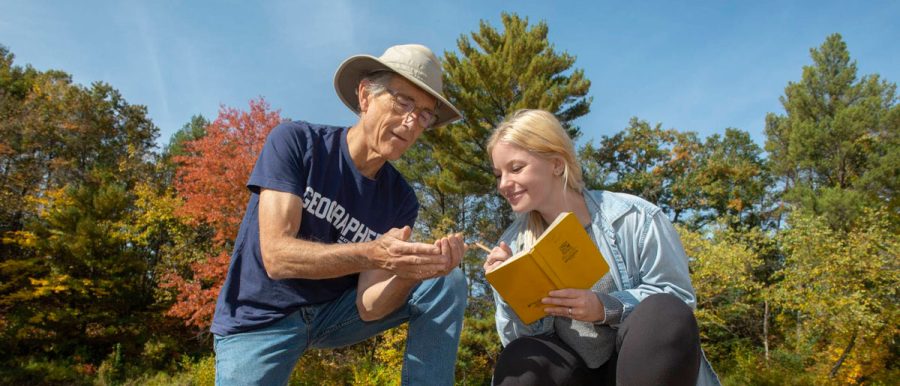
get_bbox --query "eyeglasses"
[385,88,438,128]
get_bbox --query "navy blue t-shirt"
[210,121,419,336]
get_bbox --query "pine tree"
[433,12,591,195]
[764,33,899,230]
[395,13,592,310]
[0,45,160,380]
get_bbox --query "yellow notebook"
[486,212,609,324]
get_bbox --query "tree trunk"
[829,331,857,378]
[763,300,769,363]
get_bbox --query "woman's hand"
[483,241,513,273]
[542,288,605,323]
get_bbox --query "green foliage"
[4,357,93,386]
[768,209,898,383]
[581,120,772,230]
[721,347,817,386]
[1,175,159,375]
[290,349,357,385]
[756,34,899,383]
[113,355,214,386]
[765,33,899,230]
[159,114,210,185]
[396,12,593,315]
[0,44,174,384]
[284,330,403,385]
[455,314,501,385]
[184,355,216,386]
[680,225,765,366]
[112,371,194,386]
[96,343,126,385]
[692,129,771,229]
[163,115,209,160]
[434,11,591,196]
[580,118,701,223]
[2,28,899,386]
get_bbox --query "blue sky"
[2,1,898,151]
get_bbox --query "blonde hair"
[487,109,584,250]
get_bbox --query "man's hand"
[369,226,448,281]
[357,229,461,321]
[483,241,513,273]
[432,232,466,277]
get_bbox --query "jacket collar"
[584,190,632,225]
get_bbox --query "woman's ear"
[553,157,565,176]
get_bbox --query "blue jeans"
[214,268,467,386]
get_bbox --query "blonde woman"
[483,109,719,386]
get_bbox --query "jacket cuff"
[595,292,624,325]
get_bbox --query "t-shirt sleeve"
[395,188,419,229]
[247,122,311,197]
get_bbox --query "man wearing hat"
[210,44,467,385]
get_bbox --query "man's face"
[360,76,438,161]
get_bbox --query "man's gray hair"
[358,71,394,97]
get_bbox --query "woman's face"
[491,141,562,214]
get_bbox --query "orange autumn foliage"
[175,97,283,245]
[163,97,283,329]
[161,251,232,329]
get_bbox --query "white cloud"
[128,2,171,126]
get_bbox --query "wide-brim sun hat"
[334,44,462,128]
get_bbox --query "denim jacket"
[491,190,720,385]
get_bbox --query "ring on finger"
[567,307,573,316]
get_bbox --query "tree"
[158,114,210,185]
[5,176,152,351]
[433,12,591,195]
[579,118,703,223]
[0,47,46,341]
[764,33,899,230]
[0,60,156,238]
[691,128,771,229]
[163,115,209,160]
[582,120,775,231]
[161,97,283,330]
[394,16,595,379]
[679,225,767,372]
[0,46,160,381]
[0,45,38,235]
[394,13,592,310]
[769,209,898,383]
[174,98,281,245]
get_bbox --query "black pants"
[493,294,701,386]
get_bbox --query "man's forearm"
[262,236,375,280]
[357,272,419,321]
